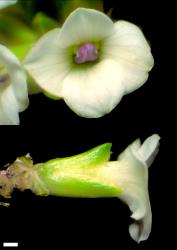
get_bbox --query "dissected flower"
[0,44,29,124]
[24,8,154,118]
[0,134,160,242]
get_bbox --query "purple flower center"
[0,64,10,86]
[0,74,9,85]
[74,43,98,64]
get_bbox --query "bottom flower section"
[0,134,160,243]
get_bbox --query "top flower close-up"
[24,7,154,118]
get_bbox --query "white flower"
[24,8,154,118]
[105,134,160,242]
[0,44,29,125]
[0,0,17,9]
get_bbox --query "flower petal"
[102,21,154,94]
[0,0,17,9]
[0,44,28,112]
[136,134,160,167]
[0,85,19,125]
[0,107,12,125]
[24,28,71,96]
[108,134,160,242]
[61,59,125,118]
[58,8,114,48]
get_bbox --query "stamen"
[74,43,98,64]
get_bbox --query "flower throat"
[0,64,10,86]
[74,43,98,64]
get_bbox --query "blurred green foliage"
[19,0,104,22]
[56,0,103,22]
[0,0,104,60]
[0,1,60,60]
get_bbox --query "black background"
[0,0,172,249]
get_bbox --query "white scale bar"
[3,242,18,247]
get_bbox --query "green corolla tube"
[0,134,160,243]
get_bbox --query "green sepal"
[39,143,112,172]
[36,143,122,198]
[35,173,120,198]
[0,144,121,203]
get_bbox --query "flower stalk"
[0,134,160,243]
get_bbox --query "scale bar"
[3,242,18,247]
